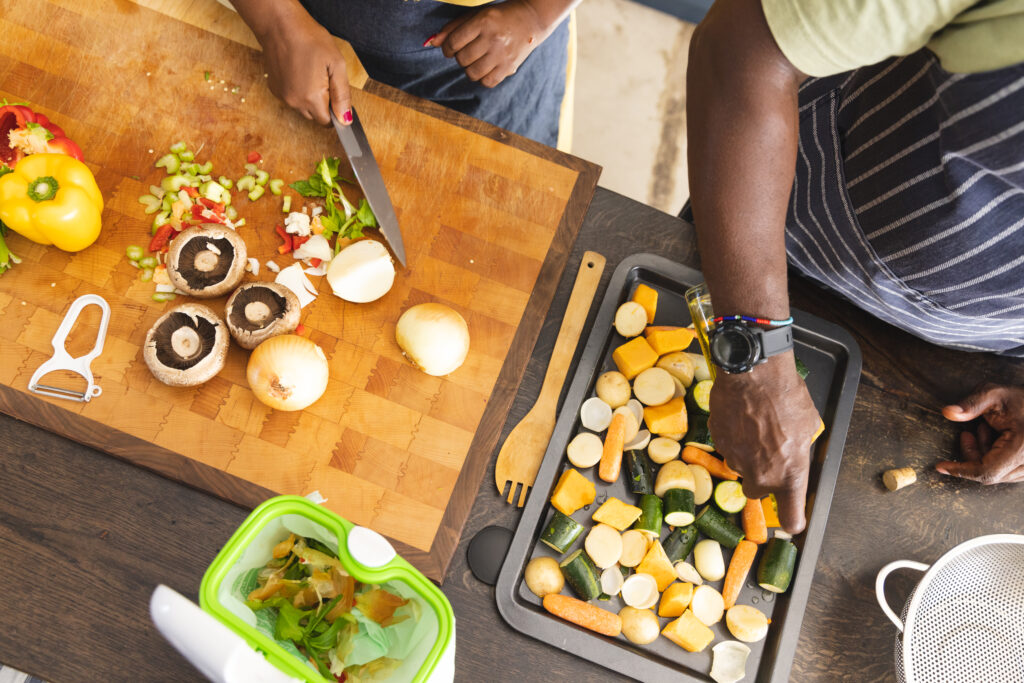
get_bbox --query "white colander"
[875,534,1024,683]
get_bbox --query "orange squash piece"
[611,336,658,380]
[631,284,658,324]
[647,327,697,355]
[643,397,688,436]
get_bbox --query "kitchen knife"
[330,107,407,266]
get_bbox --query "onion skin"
[247,334,329,411]
[395,303,470,376]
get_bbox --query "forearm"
[520,0,580,36]
[229,0,309,43]
[686,0,803,321]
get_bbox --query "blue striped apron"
[788,50,1024,356]
[299,0,569,147]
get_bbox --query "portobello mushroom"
[224,282,300,350]
[166,224,247,298]
[143,303,228,386]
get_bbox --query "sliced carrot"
[680,446,739,481]
[598,412,627,483]
[543,593,622,637]
[761,494,781,528]
[722,540,758,609]
[741,498,768,544]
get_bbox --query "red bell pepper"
[310,257,322,268]
[246,151,262,164]
[149,224,175,253]
[291,235,310,248]
[0,104,84,168]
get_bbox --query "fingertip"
[423,34,437,48]
[341,109,353,125]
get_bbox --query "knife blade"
[330,107,407,266]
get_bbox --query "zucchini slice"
[683,412,715,452]
[625,449,655,495]
[633,494,663,538]
[757,537,798,594]
[686,379,713,415]
[695,505,745,549]
[540,509,585,554]
[662,525,699,563]
[560,548,602,601]
[713,480,747,514]
[663,488,696,526]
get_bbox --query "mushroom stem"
[244,301,273,325]
[194,250,219,273]
[171,327,202,359]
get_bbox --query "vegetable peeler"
[28,294,110,402]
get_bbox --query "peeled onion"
[395,303,470,376]
[327,239,395,303]
[247,334,329,411]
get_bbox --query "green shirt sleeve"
[761,0,977,77]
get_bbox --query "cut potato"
[674,561,703,585]
[648,437,682,464]
[662,432,685,441]
[690,584,725,626]
[619,529,650,568]
[633,367,675,407]
[584,523,623,569]
[672,376,687,399]
[726,605,770,643]
[619,607,661,645]
[595,371,632,408]
[620,572,659,610]
[694,539,725,581]
[654,459,696,497]
[614,301,648,338]
[686,351,712,382]
[566,432,604,469]
[687,464,713,505]
[580,396,613,432]
[612,405,640,443]
[601,565,625,597]
[626,399,644,427]
[524,556,564,598]
[624,429,651,451]
[656,352,696,388]
[711,641,751,683]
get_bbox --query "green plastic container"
[200,495,455,683]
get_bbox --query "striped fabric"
[787,50,1024,356]
[0,663,47,683]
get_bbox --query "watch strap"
[761,324,794,357]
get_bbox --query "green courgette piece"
[795,356,810,381]
[684,412,715,452]
[625,449,655,495]
[662,525,699,563]
[686,379,713,415]
[713,480,747,514]
[695,505,745,549]
[758,537,798,593]
[539,509,584,554]
[663,488,696,526]
[560,548,601,601]
[633,494,663,538]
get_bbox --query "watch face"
[710,322,760,373]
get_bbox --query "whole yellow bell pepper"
[0,153,103,252]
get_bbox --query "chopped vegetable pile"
[290,157,377,252]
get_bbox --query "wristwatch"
[708,320,793,374]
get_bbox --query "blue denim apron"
[300,0,569,147]
[787,51,1024,356]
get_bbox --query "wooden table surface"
[2,184,1022,682]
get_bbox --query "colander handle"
[875,560,930,632]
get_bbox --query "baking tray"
[495,254,861,682]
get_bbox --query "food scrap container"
[186,495,455,682]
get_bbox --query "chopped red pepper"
[183,186,199,198]
[246,151,262,164]
[291,235,310,248]
[274,225,293,253]
[310,258,322,268]
[277,243,292,255]
[149,225,175,252]
[295,323,307,335]
[197,197,224,213]
[190,204,206,219]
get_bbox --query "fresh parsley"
[289,157,377,249]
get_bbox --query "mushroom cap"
[143,303,229,386]
[166,224,248,298]
[224,282,301,350]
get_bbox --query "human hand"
[937,383,1024,484]
[252,1,351,125]
[425,0,550,88]
[709,355,820,534]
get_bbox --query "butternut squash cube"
[761,494,781,528]
[636,539,677,592]
[550,468,596,516]
[658,581,695,618]
[591,497,643,531]
[662,609,715,652]
[631,284,658,324]
[647,327,697,356]
[643,397,688,436]
[612,337,658,381]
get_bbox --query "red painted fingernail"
[423,34,436,47]
[342,110,353,124]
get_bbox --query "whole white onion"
[395,303,470,376]
[247,334,329,411]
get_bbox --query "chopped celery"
[149,185,165,199]
[197,161,213,174]
[254,170,270,186]
[161,175,191,193]
[152,211,171,234]
[140,268,154,282]
[281,195,292,213]
[233,218,246,227]
[169,141,187,154]
[177,150,195,162]
[218,176,233,190]
[152,292,176,302]
[268,178,284,195]
[138,256,158,269]
[236,175,256,192]
[155,154,180,174]
[125,245,144,261]
[247,185,265,202]
[244,163,259,175]
[225,206,238,221]
[138,194,161,215]
[184,163,200,176]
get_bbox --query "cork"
[883,467,917,491]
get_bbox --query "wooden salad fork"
[495,251,606,506]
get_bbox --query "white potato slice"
[620,573,659,610]
[654,460,696,497]
[648,437,682,464]
[614,301,648,338]
[619,530,650,568]
[688,464,713,505]
[690,584,725,626]
[710,641,751,683]
[619,607,661,645]
[626,398,645,426]
[656,351,696,387]
[694,539,725,582]
[580,397,613,432]
[672,376,687,399]
[595,371,631,408]
[585,523,623,569]
[601,565,625,597]
[612,405,640,442]
[632,367,675,406]
[674,561,703,585]
[624,429,651,451]
[725,605,770,643]
[686,351,713,382]
[566,432,604,468]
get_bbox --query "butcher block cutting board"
[0,0,599,581]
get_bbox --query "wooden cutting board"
[0,0,599,581]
